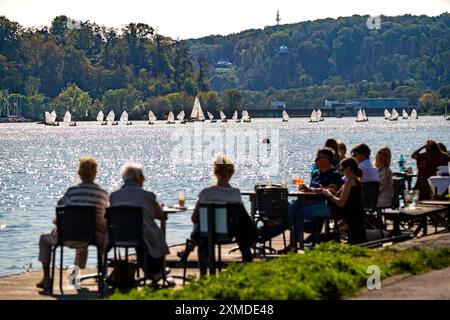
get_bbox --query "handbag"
[106,260,138,289]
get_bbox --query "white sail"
[177,110,185,121]
[148,110,157,123]
[120,111,128,123]
[310,109,318,122]
[411,108,418,119]
[63,111,71,124]
[282,110,289,121]
[191,97,205,121]
[317,109,322,118]
[167,111,175,123]
[50,111,57,123]
[232,110,238,121]
[356,109,365,122]
[106,111,115,122]
[384,109,391,119]
[220,111,227,121]
[207,111,214,121]
[45,111,51,124]
[402,109,409,119]
[241,110,249,122]
[390,108,399,120]
[362,109,368,121]
[96,111,104,122]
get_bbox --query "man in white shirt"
[351,144,379,183]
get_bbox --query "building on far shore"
[326,98,412,117]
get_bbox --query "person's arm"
[323,180,353,208]
[191,200,200,224]
[411,144,427,160]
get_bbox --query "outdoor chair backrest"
[198,202,242,242]
[255,187,289,218]
[362,181,380,210]
[56,206,97,243]
[105,206,143,246]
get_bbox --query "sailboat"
[207,111,216,123]
[384,109,391,120]
[44,111,52,125]
[390,108,399,121]
[45,111,59,126]
[97,111,107,125]
[177,110,186,124]
[232,110,240,122]
[167,111,175,124]
[120,111,132,125]
[64,111,76,126]
[309,109,319,122]
[282,110,289,122]
[410,108,418,119]
[190,97,206,122]
[148,110,157,124]
[317,109,324,121]
[362,109,368,121]
[355,109,366,122]
[402,109,409,119]
[242,110,251,123]
[220,111,227,122]
[106,111,118,125]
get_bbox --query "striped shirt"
[58,182,109,241]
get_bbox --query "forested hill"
[186,14,450,91]
[1,14,450,120]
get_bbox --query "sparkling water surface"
[0,116,449,275]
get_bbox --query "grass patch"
[108,243,450,300]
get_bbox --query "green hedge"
[109,243,450,300]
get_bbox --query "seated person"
[109,162,168,281]
[412,140,450,199]
[375,147,394,208]
[288,148,343,246]
[191,155,257,276]
[351,143,379,183]
[337,140,347,162]
[37,157,109,289]
[322,157,367,244]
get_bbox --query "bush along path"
[109,243,450,300]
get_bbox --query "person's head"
[425,140,441,154]
[337,140,347,160]
[351,143,371,163]
[340,157,363,179]
[77,156,98,183]
[324,139,339,157]
[375,146,392,169]
[120,162,145,187]
[213,154,235,183]
[314,148,335,171]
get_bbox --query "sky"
[1,0,449,39]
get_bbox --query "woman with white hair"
[109,162,169,281]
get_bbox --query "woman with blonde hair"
[375,147,394,208]
[190,154,256,275]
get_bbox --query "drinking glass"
[292,174,304,190]
[404,190,418,209]
[280,179,288,189]
[178,191,185,208]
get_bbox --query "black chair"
[50,206,103,295]
[192,202,255,276]
[104,206,151,287]
[254,187,289,255]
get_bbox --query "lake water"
[0,116,449,276]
